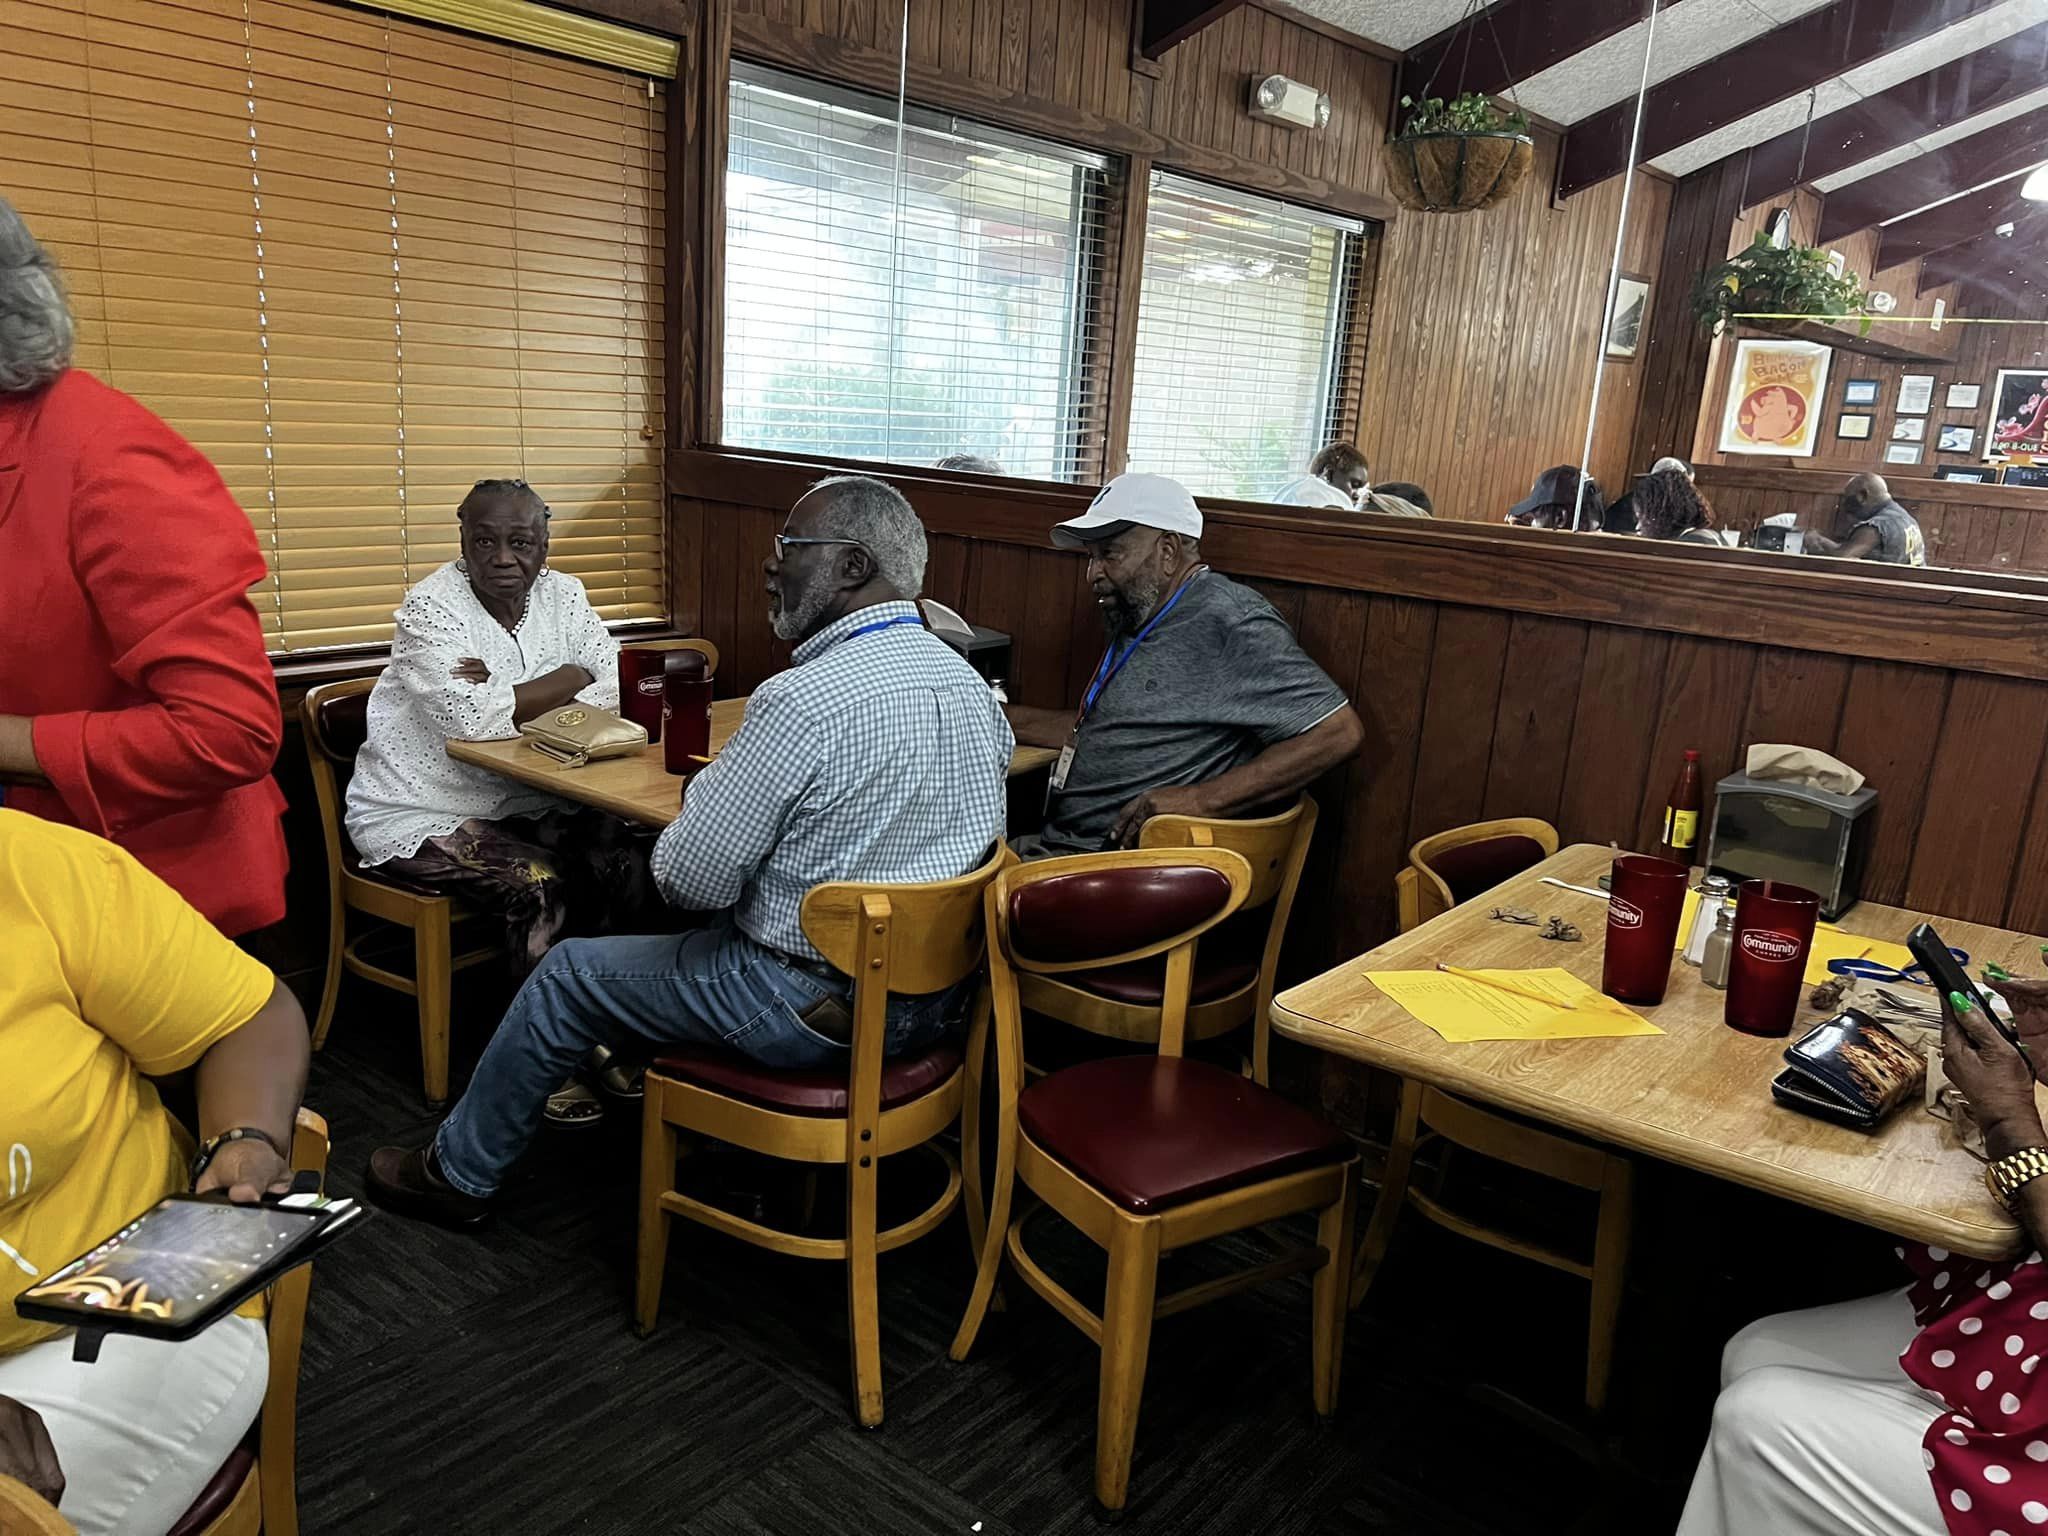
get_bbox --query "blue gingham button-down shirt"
[651,601,1014,962]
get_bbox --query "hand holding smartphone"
[1908,922,2024,1052]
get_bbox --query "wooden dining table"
[1272,843,2048,1260]
[445,695,1061,828]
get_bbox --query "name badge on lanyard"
[1046,566,1206,799]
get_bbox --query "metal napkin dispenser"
[1704,772,1877,922]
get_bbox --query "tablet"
[15,1193,364,1344]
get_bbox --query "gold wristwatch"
[1986,1145,2048,1212]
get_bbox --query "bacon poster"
[1717,338,1832,458]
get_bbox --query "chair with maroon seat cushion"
[950,848,1358,1512]
[301,678,497,1106]
[1396,816,1558,932]
[1018,797,1318,1087]
[634,844,1009,1429]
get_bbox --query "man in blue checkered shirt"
[368,475,1013,1226]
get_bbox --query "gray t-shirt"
[1037,571,1349,855]
[1853,500,1927,565]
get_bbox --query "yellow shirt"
[0,810,276,1354]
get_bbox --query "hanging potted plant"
[1693,233,1871,335]
[1383,92,1534,213]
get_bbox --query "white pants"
[1676,1288,1948,1536]
[0,1315,267,1536]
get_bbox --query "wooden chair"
[2,1109,330,1536]
[951,848,1359,1511]
[1395,816,1559,933]
[1019,797,1318,1086]
[1372,815,1629,1413]
[634,843,1008,1428]
[300,678,496,1105]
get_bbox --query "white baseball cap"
[1050,473,1203,550]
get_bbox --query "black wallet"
[1770,1009,1926,1131]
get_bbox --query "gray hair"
[0,199,75,394]
[805,474,928,596]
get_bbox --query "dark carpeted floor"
[292,982,1908,1535]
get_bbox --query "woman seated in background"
[345,478,654,1123]
[0,199,288,938]
[1504,465,1605,531]
[1634,468,1722,547]
[0,810,309,1536]
[1679,980,2048,1536]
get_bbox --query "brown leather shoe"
[364,1144,490,1230]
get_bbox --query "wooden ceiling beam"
[1818,106,2048,244]
[1138,0,1249,59]
[1558,0,2003,199]
[1399,0,1645,113]
[1877,180,2044,269]
[1918,217,2048,297]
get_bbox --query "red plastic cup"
[662,672,713,776]
[618,647,668,743]
[1601,854,1690,1006]
[1724,880,1820,1037]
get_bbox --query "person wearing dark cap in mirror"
[1803,472,1926,565]
[1505,465,1605,531]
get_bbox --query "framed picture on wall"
[1891,418,1925,442]
[1947,383,1982,410]
[1987,369,2048,460]
[2004,464,2048,488]
[1844,379,1881,406]
[1718,338,1832,457]
[1939,424,1976,453]
[1935,465,1996,482]
[1897,375,1935,414]
[1884,443,1922,465]
[1606,274,1649,359]
[1837,414,1873,439]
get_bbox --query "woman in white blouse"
[347,480,650,1121]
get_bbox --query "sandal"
[589,1044,645,1102]
[544,1078,605,1128]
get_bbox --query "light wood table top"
[446,696,1060,829]
[1273,843,2047,1260]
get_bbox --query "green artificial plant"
[1693,233,1870,335]
[1396,93,1529,139]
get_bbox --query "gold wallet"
[517,704,647,767]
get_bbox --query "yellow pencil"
[1435,962,1573,1009]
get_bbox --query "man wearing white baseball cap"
[1009,473,1364,854]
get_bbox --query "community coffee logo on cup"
[1609,897,1644,930]
[637,676,664,696]
[1740,929,1802,964]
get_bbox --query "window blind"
[3,0,667,653]
[1124,171,1365,501]
[722,63,1109,481]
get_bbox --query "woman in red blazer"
[0,200,287,936]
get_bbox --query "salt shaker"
[1684,874,1733,966]
[1701,904,1736,990]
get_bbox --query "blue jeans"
[433,915,959,1197]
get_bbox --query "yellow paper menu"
[1674,890,1919,985]
[1365,968,1663,1043]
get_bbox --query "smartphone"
[1908,921,2023,1052]
[15,1193,364,1343]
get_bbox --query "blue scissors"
[1826,945,1969,986]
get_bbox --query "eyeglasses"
[773,535,866,560]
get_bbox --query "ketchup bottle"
[1659,748,1703,865]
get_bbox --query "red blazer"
[0,371,288,936]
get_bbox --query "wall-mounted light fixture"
[1249,75,1331,131]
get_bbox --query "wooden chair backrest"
[0,1477,70,1534]
[1136,796,1315,912]
[259,1107,329,1536]
[1399,817,1560,933]
[298,679,380,891]
[990,848,1252,1059]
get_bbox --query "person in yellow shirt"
[0,810,309,1536]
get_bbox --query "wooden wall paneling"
[942,0,974,77]
[1737,646,1853,755]
[1245,576,1307,631]
[1331,593,1437,957]
[924,530,971,613]
[1631,635,1759,854]
[1019,549,1086,705]
[1405,606,1513,843]
[697,0,733,449]
[1100,158,1151,479]
[1025,0,1059,99]
[1903,673,2048,921]
[910,0,941,67]
[999,0,1028,93]
[698,498,743,695]
[1554,623,1672,852]
[1062,561,1109,701]
[841,0,876,51]
[1480,612,1591,829]
[1284,585,1373,976]
[970,0,1000,83]
[670,496,707,635]
[733,503,793,691]
[1999,741,2048,934]
[1831,659,1950,907]
[668,13,694,450]
[968,540,1040,696]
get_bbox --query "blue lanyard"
[842,614,925,642]
[1077,568,1205,725]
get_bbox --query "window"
[9,0,669,652]
[722,64,1109,480]
[1125,172,1366,500]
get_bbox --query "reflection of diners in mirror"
[1504,465,1604,531]
[1273,443,1431,517]
[1799,473,1928,567]
[1635,470,1722,548]
[1605,457,1694,536]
